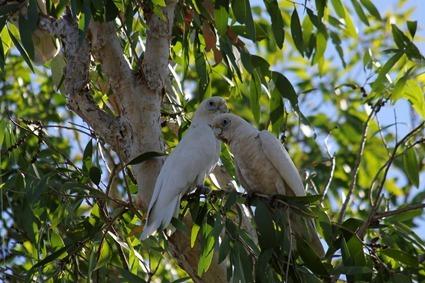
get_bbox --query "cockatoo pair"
[141,97,324,257]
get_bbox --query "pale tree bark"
[39,2,229,282]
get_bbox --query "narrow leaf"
[350,0,369,25]
[127,151,166,165]
[360,0,381,20]
[372,52,403,91]
[191,224,201,248]
[272,72,298,108]
[291,8,304,55]
[407,21,417,38]
[8,29,34,72]
[264,0,285,48]
[249,71,261,124]
[402,147,419,187]
[214,6,228,35]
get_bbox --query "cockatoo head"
[212,113,254,144]
[192,96,228,124]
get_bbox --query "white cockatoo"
[140,97,228,240]
[212,113,324,257]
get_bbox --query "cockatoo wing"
[141,124,220,240]
[258,131,305,196]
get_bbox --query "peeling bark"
[39,15,125,150]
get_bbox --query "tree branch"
[142,0,178,91]
[373,203,425,220]
[39,14,125,151]
[88,21,134,110]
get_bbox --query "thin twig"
[357,122,425,238]
[373,203,425,220]
[338,106,377,224]
[285,209,293,281]
[374,116,390,154]
[322,132,336,201]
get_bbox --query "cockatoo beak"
[213,127,223,139]
[218,103,228,113]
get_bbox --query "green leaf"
[330,31,346,67]
[391,24,423,60]
[313,30,327,67]
[360,0,381,20]
[214,6,228,35]
[391,24,407,50]
[254,200,278,250]
[331,0,345,18]
[191,224,201,248]
[78,1,91,36]
[380,249,418,267]
[264,0,285,48]
[249,71,261,124]
[392,79,425,118]
[89,166,102,185]
[347,237,366,266]
[219,36,241,79]
[291,8,304,55]
[0,32,4,71]
[350,0,369,26]
[231,0,255,41]
[8,29,34,72]
[315,0,327,19]
[95,239,112,270]
[272,72,298,108]
[341,237,353,266]
[297,238,328,275]
[371,52,403,91]
[402,147,419,187]
[197,222,215,276]
[127,151,166,165]
[255,249,273,282]
[223,191,238,212]
[152,0,166,7]
[27,246,68,279]
[105,0,119,21]
[269,88,284,136]
[83,139,93,170]
[195,45,208,98]
[50,54,66,90]
[118,268,147,283]
[407,21,417,38]
[18,0,39,60]
[218,235,230,263]
[171,217,188,233]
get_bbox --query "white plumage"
[212,113,324,257]
[141,97,227,240]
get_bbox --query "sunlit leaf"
[402,147,419,187]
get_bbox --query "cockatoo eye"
[222,118,230,127]
[208,101,214,106]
